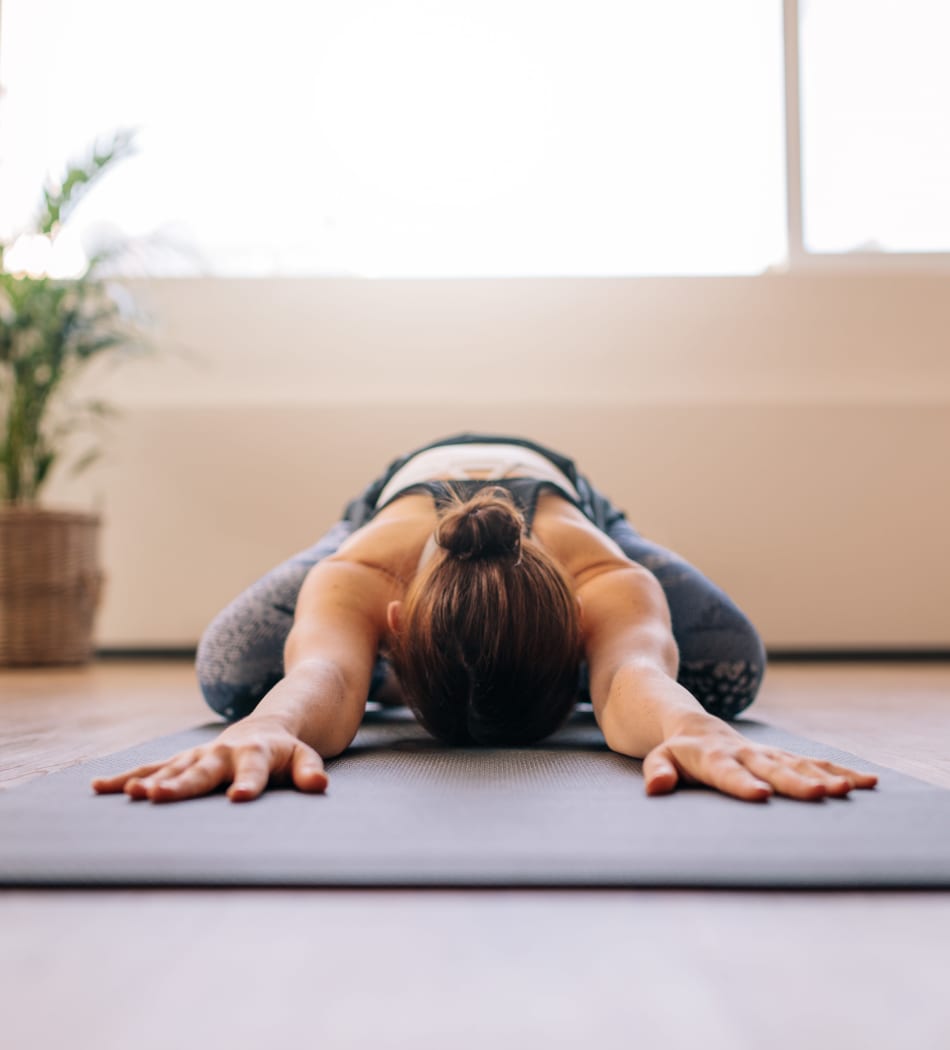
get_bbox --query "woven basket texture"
[0,507,104,666]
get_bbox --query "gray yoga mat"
[2,708,949,888]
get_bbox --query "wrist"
[665,708,738,740]
[250,659,355,756]
[229,710,296,736]
[601,661,714,757]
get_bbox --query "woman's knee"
[671,588,767,719]
[195,519,357,722]
[606,518,767,719]
[195,607,287,721]
[197,672,279,723]
[676,664,764,722]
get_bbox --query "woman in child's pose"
[93,433,876,804]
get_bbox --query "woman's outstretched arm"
[92,558,392,803]
[580,564,877,802]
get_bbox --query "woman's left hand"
[642,722,878,802]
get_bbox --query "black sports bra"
[370,478,586,534]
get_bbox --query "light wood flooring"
[1,658,949,1050]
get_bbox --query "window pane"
[0,0,786,276]
[800,0,950,254]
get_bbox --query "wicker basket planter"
[0,507,104,666]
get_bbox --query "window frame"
[782,0,950,273]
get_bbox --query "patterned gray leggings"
[196,516,766,727]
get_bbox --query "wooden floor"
[2,658,949,1050]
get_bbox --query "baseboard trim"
[767,649,950,662]
[94,647,950,663]
[96,648,198,661]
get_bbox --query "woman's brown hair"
[388,487,582,746]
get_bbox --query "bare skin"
[92,485,877,805]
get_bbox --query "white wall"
[43,274,950,649]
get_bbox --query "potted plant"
[0,130,149,665]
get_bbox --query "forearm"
[598,660,726,759]
[243,658,360,757]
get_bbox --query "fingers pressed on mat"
[794,760,854,795]
[289,744,329,794]
[126,752,205,799]
[801,757,879,788]
[714,758,773,802]
[91,760,168,793]
[741,753,839,799]
[642,749,680,795]
[143,752,231,802]
[227,748,274,802]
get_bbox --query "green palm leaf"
[1,129,151,504]
[35,129,138,236]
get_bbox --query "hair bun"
[436,488,524,561]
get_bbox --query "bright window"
[800,0,950,254]
[0,0,787,277]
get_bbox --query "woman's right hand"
[90,717,329,803]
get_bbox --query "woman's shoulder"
[324,494,436,582]
[531,491,636,586]
[293,495,435,632]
